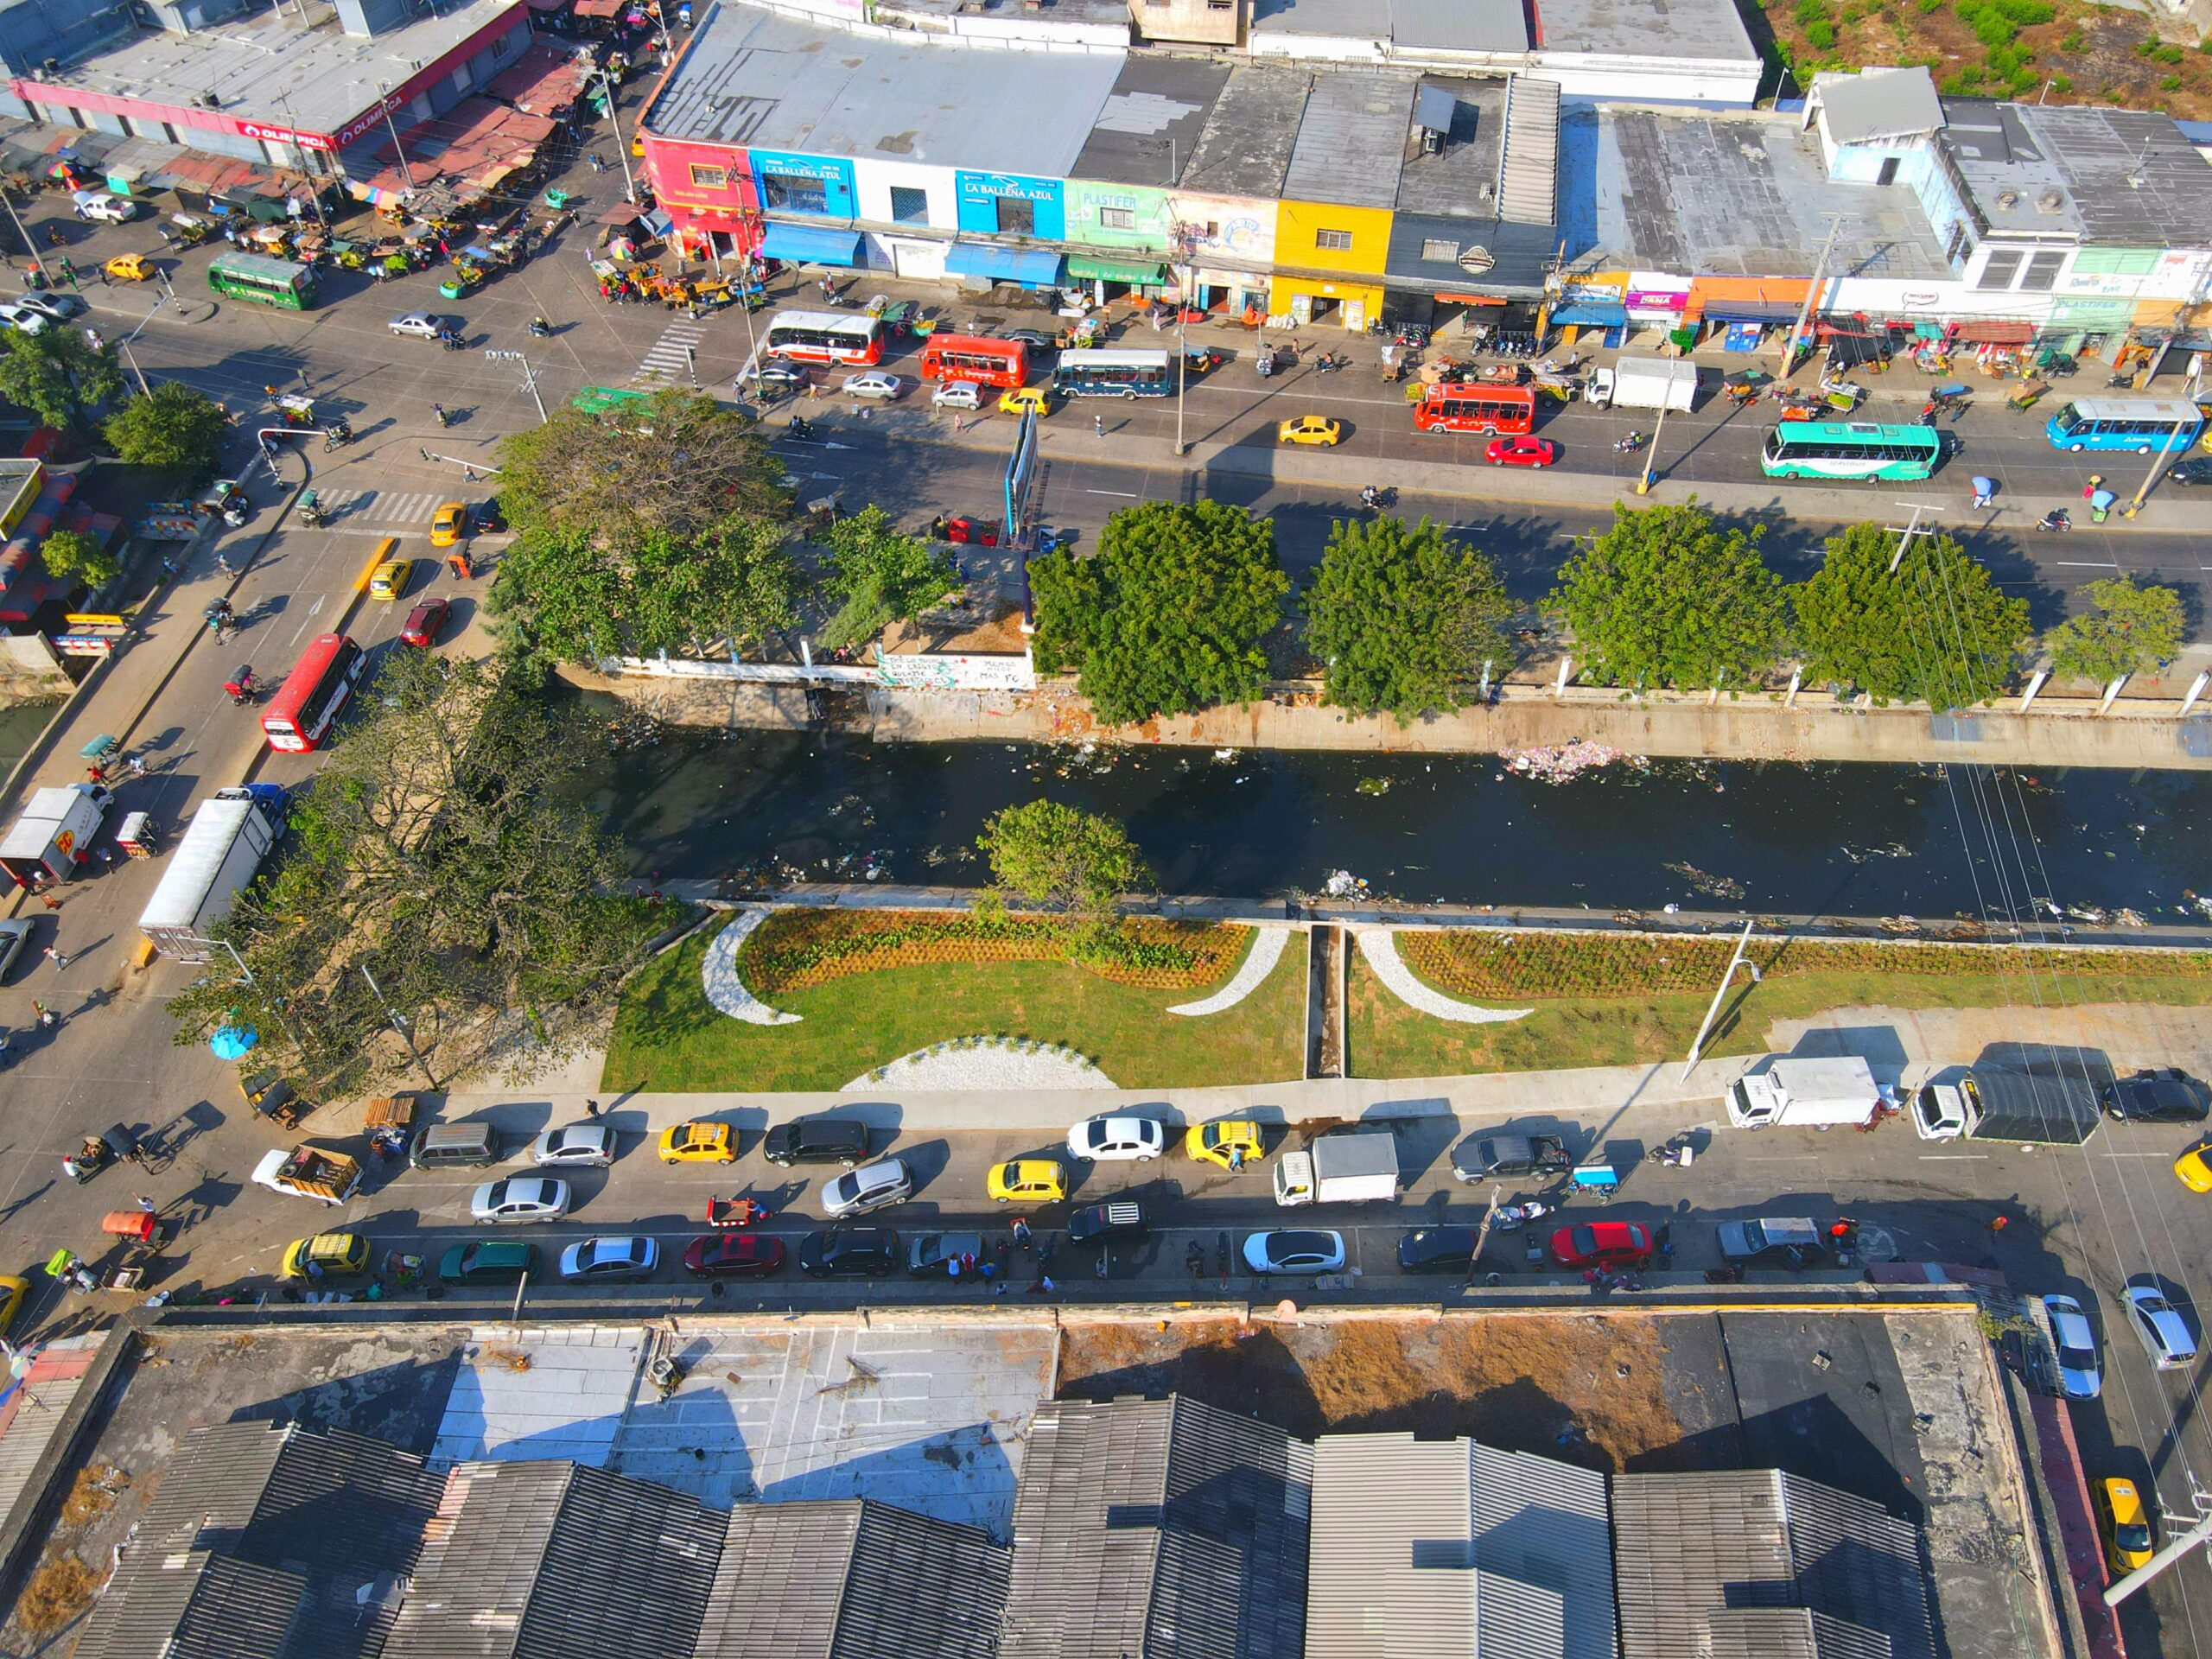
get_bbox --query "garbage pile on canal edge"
[1501,741,1649,784]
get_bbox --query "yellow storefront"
[1268,200,1390,331]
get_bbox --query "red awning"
[1949,321,2036,345]
[1434,292,1506,305]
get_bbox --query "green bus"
[206,251,319,310]
[1761,421,1942,482]
[571,385,652,414]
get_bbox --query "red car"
[1485,435,1558,467]
[683,1234,785,1278]
[1549,1220,1653,1270]
[399,596,450,648]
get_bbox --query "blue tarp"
[758,223,863,267]
[945,243,1065,288]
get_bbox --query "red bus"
[1413,384,1536,435]
[920,334,1028,389]
[762,310,883,366]
[263,632,366,753]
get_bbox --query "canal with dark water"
[582,718,2212,923]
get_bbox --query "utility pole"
[1883,502,1944,574]
[486,347,549,423]
[378,84,416,192]
[1681,918,1758,1078]
[1634,397,1672,495]
[118,293,168,397]
[2105,1487,2212,1606]
[591,69,639,205]
[2121,414,2190,517]
[1,188,46,279]
[1783,213,1844,383]
[276,95,328,227]
[360,963,436,1090]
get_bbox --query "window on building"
[1207,1,1233,10]
[1100,207,1135,231]
[889,186,929,224]
[1314,227,1354,251]
[689,163,729,189]
[1421,238,1458,263]
[1943,224,1973,268]
[996,197,1036,236]
[762,172,829,214]
[2019,250,2067,291]
[1975,248,2023,290]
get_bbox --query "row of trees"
[1031,499,2183,725]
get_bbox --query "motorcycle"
[1313,352,1345,374]
[1648,1135,1695,1168]
[528,316,551,338]
[2036,510,2073,532]
[323,423,351,451]
[432,404,450,429]
[1491,1199,1551,1234]
[1615,431,1648,454]
[224,666,258,706]
[788,415,816,440]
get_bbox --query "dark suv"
[799,1227,899,1278]
[764,1116,870,1168]
[1451,1131,1573,1185]
[1067,1200,1149,1246]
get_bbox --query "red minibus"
[1412,384,1536,435]
[263,632,366,753]
[920,334,1028,390]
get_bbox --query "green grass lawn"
[604,917,1307,1092]
[1348,950,2212,1079]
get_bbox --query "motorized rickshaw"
[64,1125,143,1184]
[80,733,123,776]
[297,488,324,528]
[102,1210,168,1250]
[241,1070,307,1128]
[2006,379,2049,411]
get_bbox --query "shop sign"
[957,173,1061,205]
[1625,287,1688,313]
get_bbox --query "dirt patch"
[16,1554,96,1639]
[58,1464,128,1530]
[1058,1311,1685,1472]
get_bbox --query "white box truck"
[1726,1056,1880,1129]
[0,782,113,889]
[1274,1125,1401,1206]
[137,785,287,961]
[1584,354,1698,413]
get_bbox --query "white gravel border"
[845,1038,1115,1091]
[1168,925,1292,1017]
[1357,928,1532,1026]
[702,909,802,1026]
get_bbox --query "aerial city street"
[0,0,2207,1650]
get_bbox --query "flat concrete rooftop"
[1537,0,1759,64]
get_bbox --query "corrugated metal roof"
[1071,56,1233,188]
[839,1501,1008,1659]
[697,1502,859,1659]
[163,1554,309,1659]
[1471,1442,1614,1659]
[1179,65,1310,200]
[1497,76,1558,227]
[1306,1434,1475,1659]
[1282,71,1416,209]
[1002,1395,1313,1659]
[1707,1608,1895,1659]
[1779,1475,1933,1659]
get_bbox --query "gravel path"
[1356,928,1532,1026]
[845,1039,1115,1091]
[1167,926,1292,1017]
[702,910,803,1027]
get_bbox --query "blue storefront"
[953,172,1065,243]
[749,150,858,223]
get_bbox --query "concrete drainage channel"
[1305,922,1345,1081]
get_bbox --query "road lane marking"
[1918,1154,1990,1160]
[286,594,326,646]
[2054,560,2120,568]
[1085,488,1140,498]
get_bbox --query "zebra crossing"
[309,488,445,530]
[631,321,708,385]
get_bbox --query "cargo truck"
[1273,1125,1401,1206]
[1726,1055,1880,1129]
[1584,354,1699,413]
[251,1143,362,1205]
[1912,1071,2101,1146]
[137,785,288,961]
[0,783,113,888]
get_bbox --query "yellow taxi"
[429,502,467,548]
[987,1158,1067,1204]
[999,387,1052,418]
[104,252,156,283]
[1276,415,1342,447]
[1184,1121,1265,1171]
[659,1121,737,1164]
[2100,1477,2155,1573]
[2177,1143,2212,1192]
[0,1274,27,1338]
[278,1233,370,1281]
[368,556,416,601]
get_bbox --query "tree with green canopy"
[1794,521,2029,706]
[1303,514,1515,720]
[102,379,227,474]
[2043,576,2185,684]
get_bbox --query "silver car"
[2124,1280,2198,1371]
[469,1176,571,1224]
[532,1123,615,1167]
[821,1156,912,1218]
[558,1236,658,1281]
[389,311,448,339]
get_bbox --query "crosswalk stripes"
[631,321,709,385]
[313,488,443,528]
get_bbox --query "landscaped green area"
[1349,938,2212,1079]
[604,915,1306,1092]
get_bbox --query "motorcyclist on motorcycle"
[2037,508,2072,532]
[528,316,551,338]
[1360,484,1381,510]
[1615,431,1647,453]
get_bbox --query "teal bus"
[1051,349,1173,399]
[1760,421,1943,481]
[206,251,319,310]
[2044,397,2203,454]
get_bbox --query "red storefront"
[642,134,760,262]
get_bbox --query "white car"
[558,1236,658,1281]
[841,371,903,401]
[736,359,809,391]
[1067,1115,1166,1163]
[931,380,982,410]
[389,312,450,340]
[73,192,139,223]
[1243,1230,1347,1274]
[2124,1280,2199,1370]
[821,1156,913,1218]
[469,1176,571,1224]
[13,293,86,322]
[0,303,50,335]
[531,1122,615,1167]
[2042,1294,2102,1400]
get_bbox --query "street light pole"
[1,188,46,278]
[592,70,639,205]
[1783,213,1843,383]
[378,83,416,193]
[2121,413,2190,517]
[485,347,550,423]
[1634,398,1670,495]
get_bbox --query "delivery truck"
[252,1143,362,1205]
[1584,353,1699,413]
[1913,1067,2101,1146]
[1726,1055,1880,1130]
[1274,1125,1401,1206]
[0,782,114,888]
[137,785,288,961]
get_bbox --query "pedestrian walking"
[1970,475,1994,509]
[584,1097,601,1118]
[126,753,145,779]
[589,153,606,173]
[134,1193,156,1213]
[1989,1213,2010,1235]
[215,553,234,575]
[1093,414,1104,438]
[33,1001,55,1028]
[43,946,68,971]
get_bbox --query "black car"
[799,1226,899,1277]
[765,1116,870,1168]
[1450,1132,1572,1185]
[998,329,1057,352]
[2102,1068,2209,1123]
[2166,457,2212,486]
[1397,1226,1479,1274]
[1717,1217,1827,1269]
[1067,1200,1149,1247]
[906,1231,985,1278]
[471,496,507,533]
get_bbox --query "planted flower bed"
[742,908,1246,994]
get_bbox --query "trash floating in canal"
[1503,741,1649,783]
